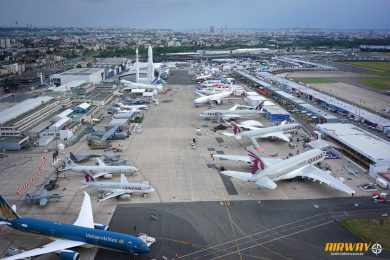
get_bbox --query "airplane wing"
[214,154,282,166]
[195,91,206,97]
[261,132,290,142]
[98,190,127,202]
[1,239,85,260]
[221,132,236,137]
[222,114,241,120]
[92,172,111,179]
[95,158,106,167]
[255,176,277,189]
[73,192,94,228]
[221,170,253,181]
[282,165,355,195]
[120,174,129,185]
[239,120,263,129]
[214,154,251,163]
[228,104,239,111]
[101,126,118,141]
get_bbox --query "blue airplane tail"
[0,195,19,221]
[69,152,78,162]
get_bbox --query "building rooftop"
[58,68,104,76]
[0,96,53,125]
[263,105,290,115]
[259,72,390,128]
[317,123,390,164]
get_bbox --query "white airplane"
[200,103,264,121]
[83,174,155,202]
[113,110,137,119]
[193,90,233,107]
[62,158,138,179]
[194,74,212,82]
[121,79,163,92]
[116,102,148,111]
[222,121,300,146]
[215,147,355,195]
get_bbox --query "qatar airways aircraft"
[215,147,355,195]
[222,121,300,146]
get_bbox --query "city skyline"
[0,0,390,30]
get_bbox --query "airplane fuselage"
[242,123,300,139]
[250,149,326,182]
[8,217,149,255]
[193,91,232,106]
[70,165,137,175]
[200,109,261,120]
[88,182,153,193]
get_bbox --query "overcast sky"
[0,0,389,30]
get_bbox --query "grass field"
[341,217,390,250]
[360,78,390,91]
[338,61,390,90]
[297,78,338,84]
[340,61,390,75]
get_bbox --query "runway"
[96,197,390,260]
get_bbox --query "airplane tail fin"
[255,101,265,111]
[231,122,242,137]
[247,148,265,174]
[84,174,95,184]
[63,156,76,170]
[69,152,78,162]
[0,195,19,222]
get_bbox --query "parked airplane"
[193,90,233,107]
[216,148,355,194]
[69,152,99,163]
[0,192,152,259]
[116,102,148,111]
[24,189,63,207]
[200,103,264,121]
[113,110,137,120]
[222,121,300,146]
[89,126,128,141]
[62,157,137,179]
[194,74,212,82]
[83,174,155,202]
[121,79,163,92]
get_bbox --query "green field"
[360,78,390,90]
[298,78,338,84]
[341,217,390,250]
[340,61,390,75]
[338,61,390,90]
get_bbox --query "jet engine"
[103,173,113,179]
[119,194,131,200]
[59,250,79,260]
[94,223,109,231]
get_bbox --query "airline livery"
[0,192,153,260]
[215,147,355,194]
